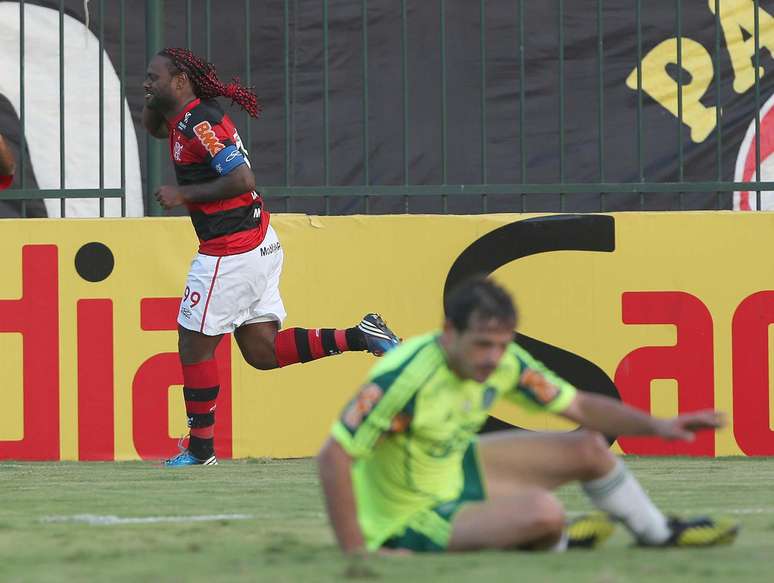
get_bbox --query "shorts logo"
[260,242,281,256]
[174,141,183,161]
[180,306,192,319]
[342,384,383,430]
[193,121,225,157]
[519,369,559,405]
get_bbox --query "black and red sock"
[182,359,219,460]
[274,327,366,367]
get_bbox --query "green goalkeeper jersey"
[330,332,578,550]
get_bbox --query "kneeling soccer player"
[317,277,739,553]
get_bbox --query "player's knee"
[178,332,204,364]
[526,491,565,535]
[239,344,278,370]
[575,430,615,478]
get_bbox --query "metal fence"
[2,0,126,217]
[3,0,774,217]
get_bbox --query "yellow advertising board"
[1,212,773,460]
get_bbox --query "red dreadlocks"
[160,48,261,118]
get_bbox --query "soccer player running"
[318,277,738,553]
[0,131,16,190]
[142,48,399,467]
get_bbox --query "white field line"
[38,508,774,527]
[567,508,774,517]
[41,513,254,525]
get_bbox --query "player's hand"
[377,547,413,557]
[154,185,186,209]
[655,410,725,441]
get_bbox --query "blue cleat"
[164,438,217,467]
[164,450,217,467]
[358,313,401,356]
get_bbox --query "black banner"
[1,0,773,216]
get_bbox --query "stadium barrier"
[5,0,774,217]
[2,212,774,460]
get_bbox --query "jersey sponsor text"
[193,121,225,157]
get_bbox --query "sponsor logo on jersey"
[482,386,497,408]
[342,384,383,430]
[260,242,281,256]
[519,369,559,405]
[180,306,192,319]
[178,111,193,131]
[174,141,183,162]
[193,121,225,157]
[225,149,242,163]
[389,412,412,433]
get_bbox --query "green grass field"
[1,457,772,582]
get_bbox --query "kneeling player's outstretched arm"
[317,437,366,554]
[560,391,725,440]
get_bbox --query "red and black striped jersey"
[167,98,269,256]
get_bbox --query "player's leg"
[383,490,565,552]
[166,326,224,466]
[479,429,670,544]
[167,251,233,467]
[447,489,565,551]
[234,320,279,369]
[478,429,738,547]
[235,317,394,370]
[478,429,616,494]
[178,325,223,365]
[447,433,584,551]
[381,444,565,552]
[234,226,399,371]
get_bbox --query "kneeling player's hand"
[154,185,186,209]
[377,547,413,557]
[657,410,725,441]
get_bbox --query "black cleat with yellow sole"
[655,516,740,548]
[567,512,617,549]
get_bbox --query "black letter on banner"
[443,215,621,439]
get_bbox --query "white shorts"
[177,225,287,336]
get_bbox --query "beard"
[147,91,176,113]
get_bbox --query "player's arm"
[0,133,16,177]
[509,343,723,440]
[155,164,255,209]
[142,104,169,139]
[317,437,365,554]
[319,371,418,554]
[559,392,724,440]
[179,163,255,203]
